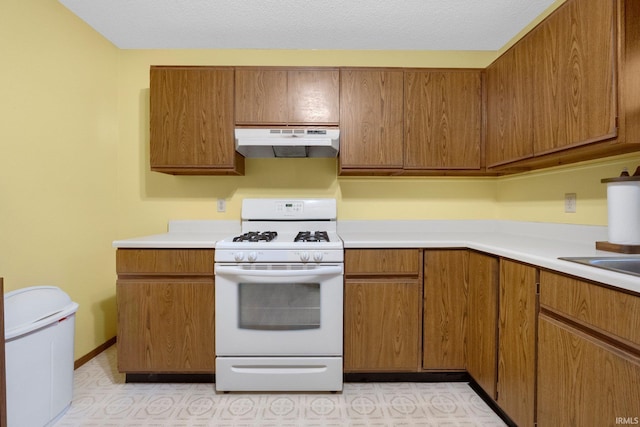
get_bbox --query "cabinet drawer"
[116,249,214,275]
[345,249,421,278]
[540,270,640,347]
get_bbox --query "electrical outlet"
[217,199,226,213]
[564,193,577,213]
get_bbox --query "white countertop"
[338,220,640,294]
[112,220,240,249]
[112,219,640,294]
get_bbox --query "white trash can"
[4,286,79,427]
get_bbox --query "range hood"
[235,128,339,158]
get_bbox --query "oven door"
[214,263,343,356]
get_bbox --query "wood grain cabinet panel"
[345,249,421,277]
[235,68,339,125]
[423,250,468,370]
[287,70,339,124]
[344,248,423,372]
[539,270,640,349]
[117,279,215,373]
[537,315,640,427]
[235,69,288,124]
[485,36,535,168]
[344,280,422,372]
[339,69,404,173]
[467,252,499,399]
[116,249,215,374]
[497,260,538,427]
[532,0,616,155]
[116,249,214,276]
[404,70,482,170]
[150,66,243,175]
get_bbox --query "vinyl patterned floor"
[56,345,507,426]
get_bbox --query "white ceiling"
[58,0,556,51]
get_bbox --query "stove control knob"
[299,251,310,262]
[313,251,324,262]
[248,251,258,262]
[234,252,245,262]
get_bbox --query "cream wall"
[496,154,640,224]
[0,0,119,358]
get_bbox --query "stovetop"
[231,230,332,243]
[215,198,343,263]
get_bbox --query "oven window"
[238,282,321,330]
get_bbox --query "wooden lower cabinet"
[423,250,468,370]
[344,249,422,372]
[537,270,640,426]
[497,260,538,427]
[537,315,640,426]
[116,249,215,373]
[344,280,422,371]
[466,252,499,399]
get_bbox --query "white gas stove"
[214,198,344,392]
[214,198,343,263]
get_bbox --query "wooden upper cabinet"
[405,70,482,170]
[150,66,243,175]
[339,69,404,173]
[235,68,339,126]
[485,36,535,168]
[486,0,640,172]
[532,0,616,155]
[288,70,340,124]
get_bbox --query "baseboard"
[126,373,216,383]
[344,371,470,382]
[74,336,117,370]
[467,380,517,427]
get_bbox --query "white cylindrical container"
[602,176,640,245]
[4,286,79,427]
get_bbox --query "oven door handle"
[215,265,343,279]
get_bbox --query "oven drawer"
[215,357,343,391]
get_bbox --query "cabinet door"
[497,260,537,427]
[405,70,482,170]
[287,69,339,125]
[532,0,616,155]
[423,250,468,370]
[344,280,422,372]
[235,69,339,125]
[339,69,404,172]
[117,279,215,373]
[235,69,288,124]
[150,67,241,174]
[467,252,499,399]
[538,315,640,426]
[486,36,535,167]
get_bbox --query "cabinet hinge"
[536,282,540,295]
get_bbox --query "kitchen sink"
[559,256,640,277]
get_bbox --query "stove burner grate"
[294,231,330,243]
[232,231,278,242]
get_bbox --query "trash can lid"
[5,286,78,339]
